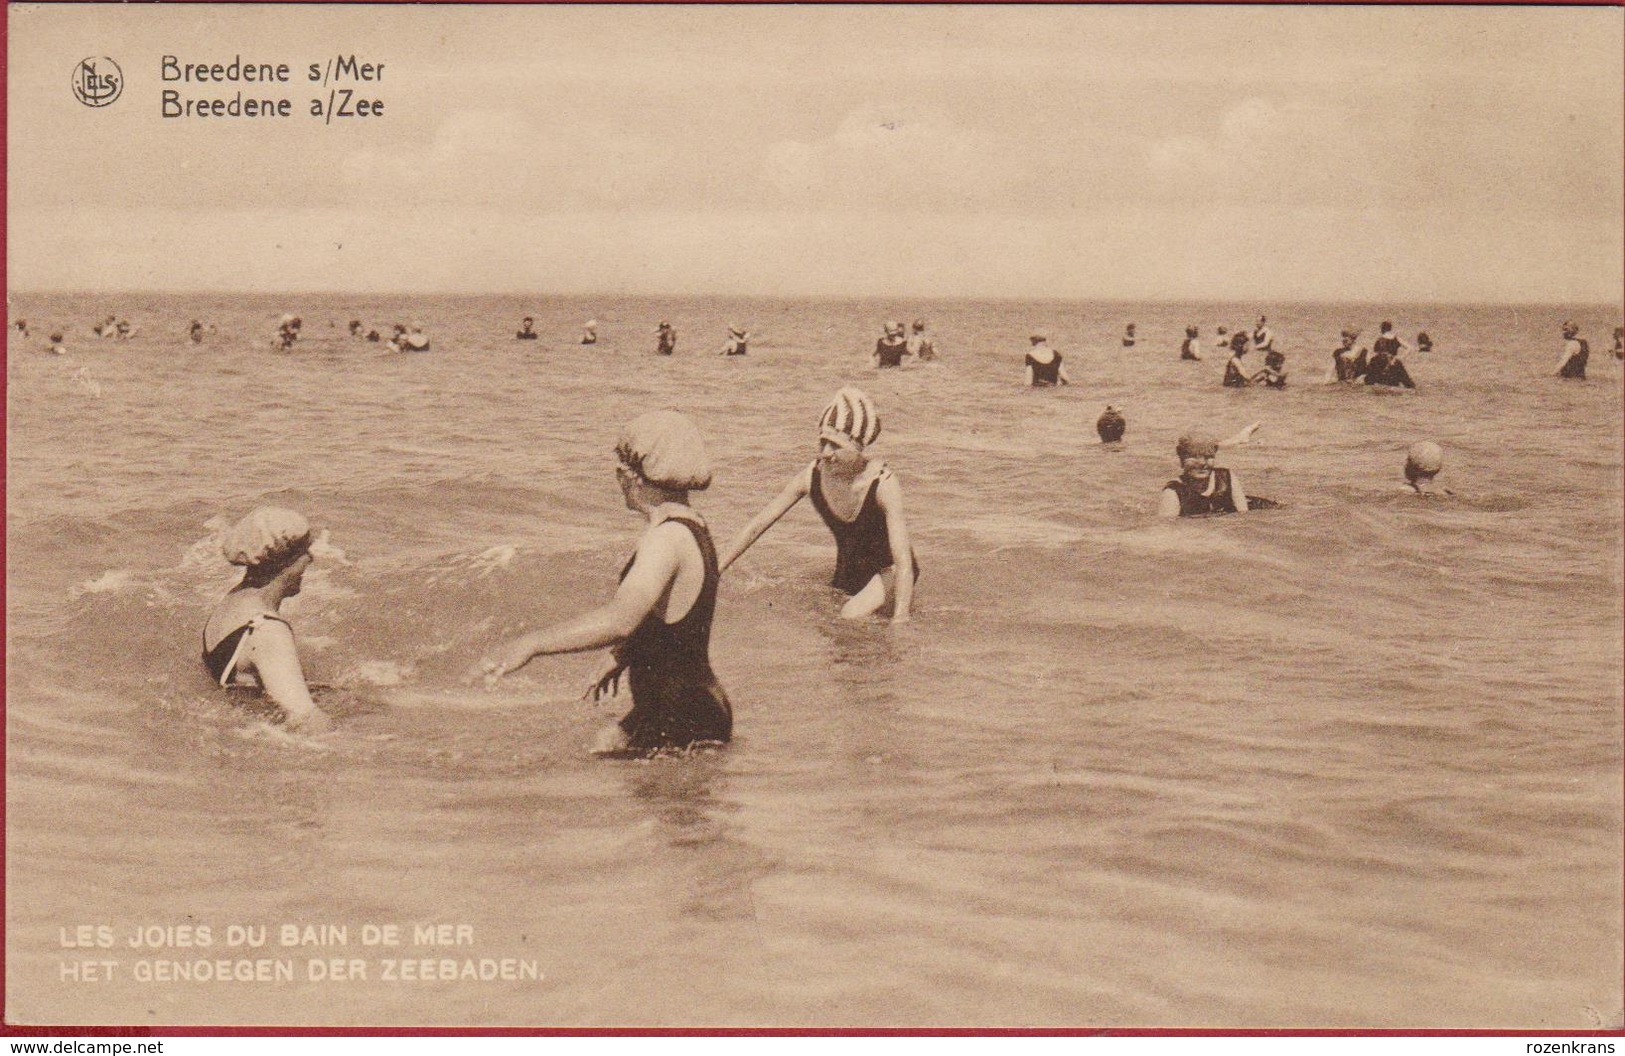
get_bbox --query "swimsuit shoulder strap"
[203,613,287,686]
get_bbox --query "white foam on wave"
[72,569,136,596]
[232,720,334,751]
[338,659,416,686]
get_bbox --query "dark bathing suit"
[1026,352,1063,386]
[1334,346,1363,382]
[614,514,732,753]
[202,614,288,686]
[1223,359,1249,387]
[809,464,920,596]
[1365,336,1415,388]
[1559,340,1589,379]
[1164,469,1279,515]
[875,338,907,368]
[1165,468,1240,516]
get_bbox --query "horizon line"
[9,289,1623,311]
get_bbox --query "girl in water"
[202,507,330,731]
[721,387,916,624]
[1157,423,1265,517]
[474,411,730,756]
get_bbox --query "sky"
[7,4,1623,302]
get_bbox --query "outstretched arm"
[1219,422,1261,448]
[474,526,681,683]
[719,466,812,572]
[874,473,914,623]
[1057,364,1073,385]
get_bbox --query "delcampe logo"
[72,57,123,107]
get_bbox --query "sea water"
[5,293,1622,1027]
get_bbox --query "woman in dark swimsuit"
[1365,321,1416,388]
[1222,334,1252,387]
[202,507,328,731]
[1024,335,1071,387]
[721,387,916,623]
[1157,424,1268,517]
[874,321,909,368]
[474,410,729,756]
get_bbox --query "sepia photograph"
[5,1,1623,1031]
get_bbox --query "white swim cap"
[222,507,312,569]
[1406,441,1443,475]
[616,410,712,491]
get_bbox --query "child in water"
[1157,423,1265,517]
[721,387,916,623]
[473,411,730,756]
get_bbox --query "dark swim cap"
[1096,406,1126,443]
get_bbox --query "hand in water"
[468,640,534,688]
[583,663,625,704]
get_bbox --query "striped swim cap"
[818,387,881,447]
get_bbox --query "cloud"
[339,109,662,208]
[1143,95,1375,207]
[762,105,1019,210]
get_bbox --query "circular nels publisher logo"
[72,57,123,107]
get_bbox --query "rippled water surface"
[6,293,1622,1027]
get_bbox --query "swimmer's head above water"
[222,506,315,588]
[1097,406,1126,443]
[1175,431,1220,482]
[1405,441,1443,489]
[615,410,713,493]
[817,386,881,460]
